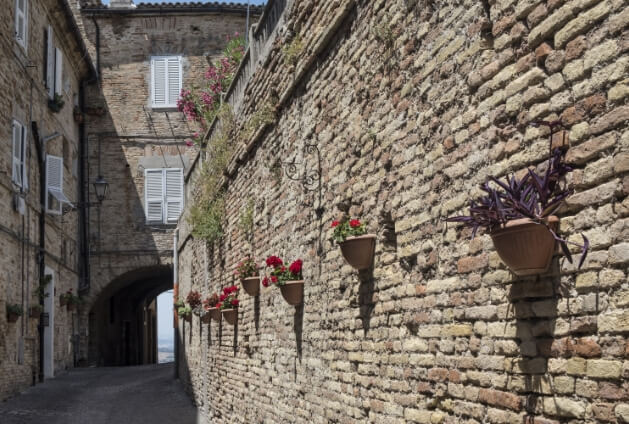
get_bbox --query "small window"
[45,154,72,215]
[12,120,28,190]
[150,56,182,109]
[15,0,28,50]
[144,168,183,224]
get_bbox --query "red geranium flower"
[216,302,222,309]
[289,259,303,275]
[331,220,340,228]
[219,293,227,302]
[349,219,361,228]
[231,299,239,307]
[266,255,283,268]
[270,275,278,283]
[262,277,269,287]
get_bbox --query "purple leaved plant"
[447,121,589,269]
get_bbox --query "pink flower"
[185,140,193,147]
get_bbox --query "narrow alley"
[0,364,199,424]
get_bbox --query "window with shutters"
[15,0,28,50]
[43,25,63,99]
[12,119,28,190]
[46,154,72,215]
[150,56,182,109]
[144,168,183,224]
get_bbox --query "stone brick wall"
[0,0,91,400]
[178,0,629,422]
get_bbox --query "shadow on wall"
[507,257,598,418]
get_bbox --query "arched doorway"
[87,265,172,366]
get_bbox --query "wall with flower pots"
[177,0,629,423]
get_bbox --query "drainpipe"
[173,228,179,379]
[30,122,46,383]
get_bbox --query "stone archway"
[85,265,173,366]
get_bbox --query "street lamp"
[93,175,109,203]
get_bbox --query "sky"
[102,0,266,5]
[157,290,174,344]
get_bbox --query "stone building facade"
[73,0,260,366]
[0,0,93,400]
[177,0,629,423]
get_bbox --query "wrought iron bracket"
[282,143,324,218]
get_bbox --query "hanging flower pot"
[208,307,222,322]
[6,304,23,323]
[29,305,43,319]
[339,234,377,270]
[280,280,304,305]
[222,308,238,325]
[446,121,589,277]
[490,216,559,276]
[264,256,305,306]
[241,276,260,296]
[235,258,261,297]
[331,218,376,270]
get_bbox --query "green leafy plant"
[234,257,259,280]
[6,304,23,316]
[331,217,367,243]
[282,35,304,66]
[238,199,255,238]
[62,289,82,306]
[37,275,52,302]
[177,305,192,318]
[48,93,65,113]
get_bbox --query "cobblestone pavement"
[0,364,201,424]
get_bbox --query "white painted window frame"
[150,56,182,109]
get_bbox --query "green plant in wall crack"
[238,198,255,241]
[189,193,226,243]
[36,274,52,302]
[282,35,304,66]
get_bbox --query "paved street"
[0,364,201,424]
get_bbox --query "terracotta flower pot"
[241,276,260,296]
[60,295,67,307]
[280,280,304,305]
[201,312,211,324]
[222,308,238,325]
[339,234,377,270]
[490,216,559,276]
[7,313,20,323]
[209,307,222,322]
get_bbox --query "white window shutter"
[21,124,28,190]
[55,47,63,96]
[15,0,27,48]
[165,169,183,223]
[12,121,23,187]
[145,169,164,222]
[151,58,167,108]
[46,26,54,98]
[167,57,181,106]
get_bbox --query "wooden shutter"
[46,26,54,98]
[151,58,167,108]
[15,0,27,48]
[55,47,63,95]
[165,169,183,223]
[12,121,23,186]
[167,57,181,107]
[145,169,164,222]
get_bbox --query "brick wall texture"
[177,0,629,423]
[0,0,90,399]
